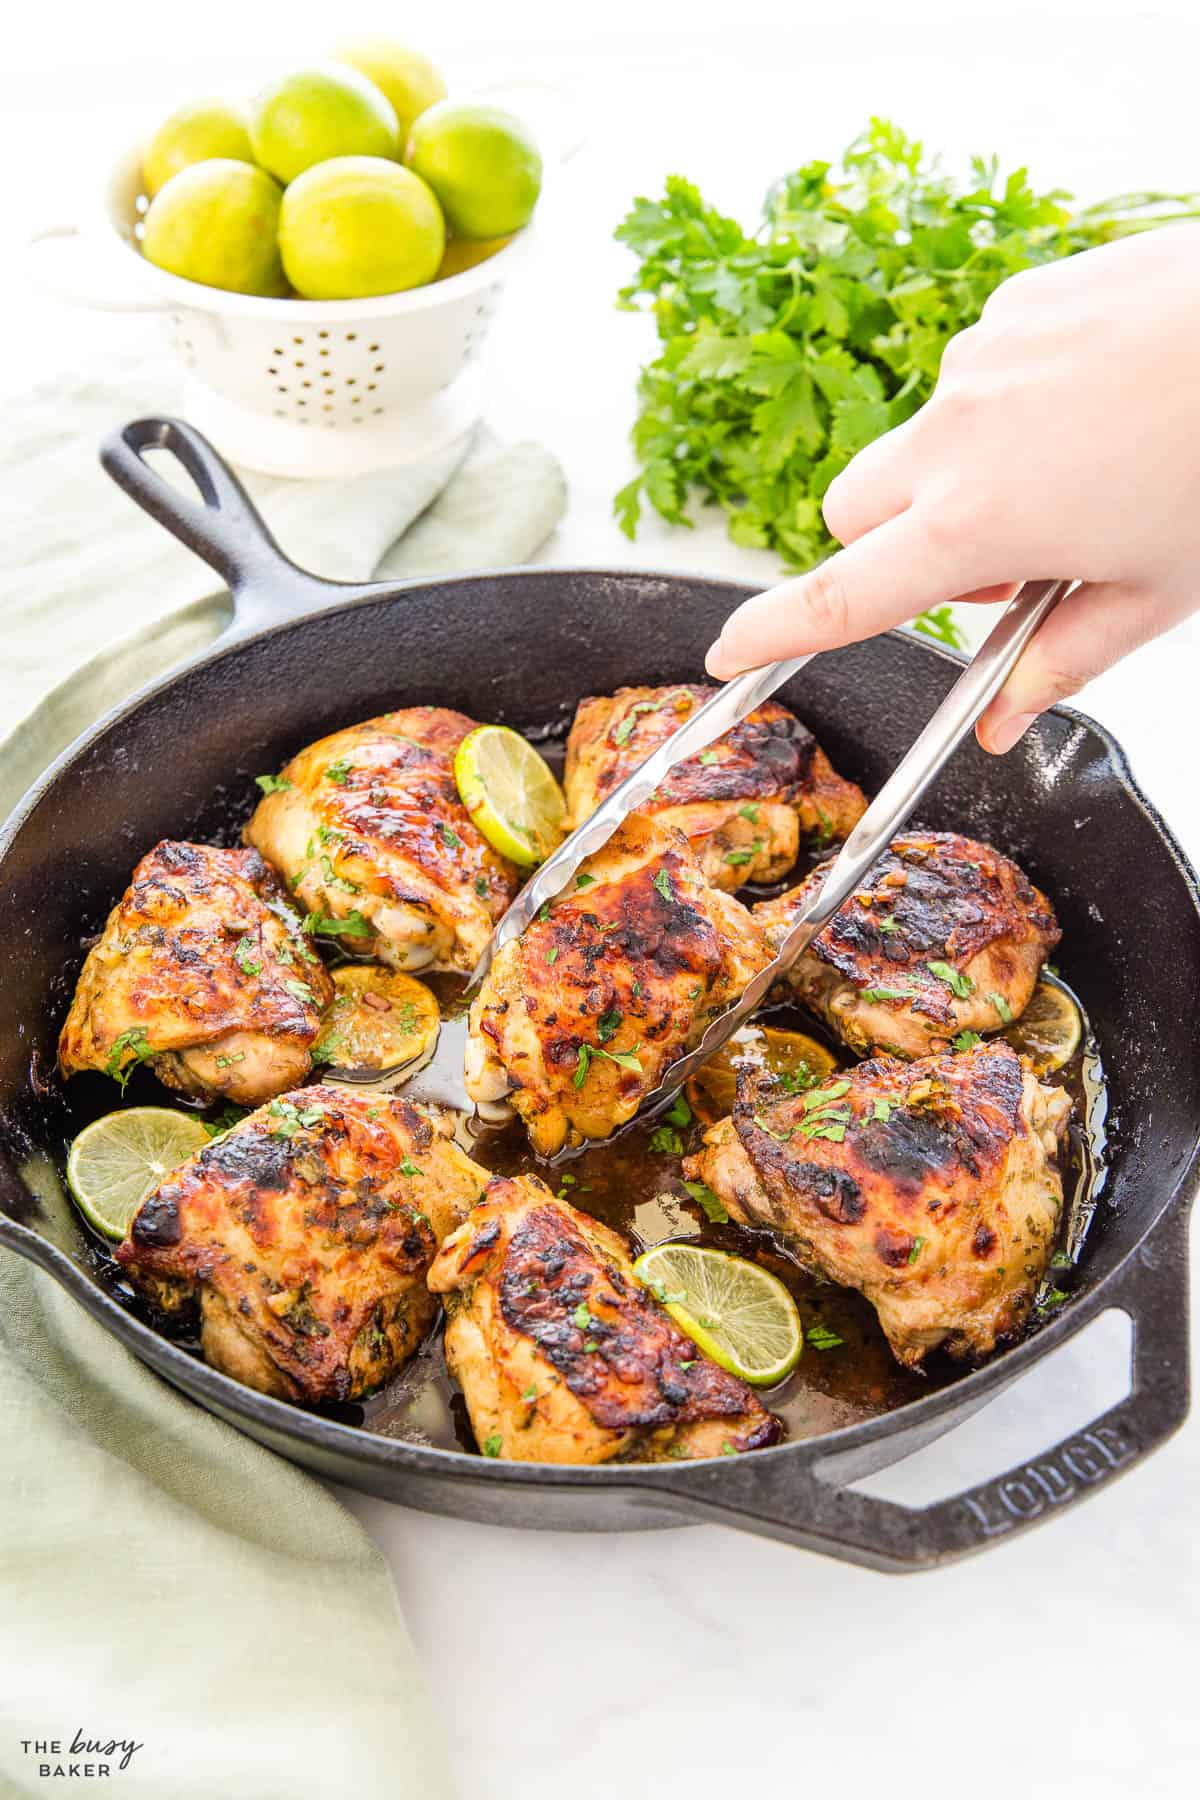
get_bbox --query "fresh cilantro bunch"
[615,117,1197,643]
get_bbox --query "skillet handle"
[627,1202,1192,1571]
[99,417,335,629]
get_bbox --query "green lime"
[686,1024,839,1126]
[331,37,447,144]
[314,966,440,1074]
[249,63,400,185]
[66,1108,210,1241]
[279,156,444,299]
[436,233,511,281]
[1003,975,1083,1075]
[141,160,286,296]
[453,725,566,867]
[406,100,542,239]
[634,1243,803,1386]
[142,99,254,198]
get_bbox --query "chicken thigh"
[685,1041,1071,1368]
[466,813,770,1155]
[117,1086,490,1404]
[565,684,866,891]
[754,831,1060,1058]
[245,706,519,975]
[427,1174,782,1462]
[59,841,334,1107]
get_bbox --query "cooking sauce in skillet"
[51,956,1107,1460]
[41,733,1110,1459]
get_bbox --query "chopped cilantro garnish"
[928,960,975,998]
[324,758,353,785]
[649,1125,683,1155]
[440,824,462,850]
[103,1026,154,1092]
[233,934,262,977]
[572,1303,592,1329]
[738,803,760,823]
[653,869,673,902]
[989,991,1014,1023]
[907,1235,926,1264]
[807,1324,844,1351]
[575,872,596,890]
[255,773,292,795]
[682,1180,728,1223]
[597,1007,622,1042]
[303,910,372,939]
[482,1434,502,1458]
[664,1094,692,1128]
[952,1030,983,1052]
[283,979,313,1004]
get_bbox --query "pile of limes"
[138,39,542,300]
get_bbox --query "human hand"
[705,224,1200,751]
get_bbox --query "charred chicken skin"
[244,706,519,975]
[465,813,770,1156]
[117,1086,490,1405]
[685,1041,1070,1369]
[59,841,334,1107]
[754,831,1060,1058]
[427,1175,782,1462]
[564,684,866,891]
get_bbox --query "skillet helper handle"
[99,417,332,624]
[628,1203,1192,1571]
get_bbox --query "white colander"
[27,133,547,478]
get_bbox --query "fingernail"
[704,636,736,679]
[982,710,1038,755]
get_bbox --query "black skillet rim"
[2,566,1198,1495]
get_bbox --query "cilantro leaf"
[615,120,1198,646]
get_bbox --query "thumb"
[976,579,1165,754]
[705,508,989,678]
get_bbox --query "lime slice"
[633,1242,802,1386]
[314,965,440,1076]
[1003,975,1083,1075]
[686,1024,839,1126]
[66,1108,210,1241]
[454,725,566,868]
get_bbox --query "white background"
[4,3,1199,1796]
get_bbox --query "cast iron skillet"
[1,419,1196,1573]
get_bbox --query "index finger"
[704,506,1000,677]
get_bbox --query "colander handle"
[100,417,334,628]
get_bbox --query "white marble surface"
[4,5,1199,1796]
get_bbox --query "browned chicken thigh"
[59,841,333,1106]
[564,684,866,891]
[686,1041,1071,1368]
[754,831,1060,1058]
[245,706,519,975]
[117,1086,490,1404]
[427,1175,782,1462]
[465,813,770,1155]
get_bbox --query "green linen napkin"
[0,356,567,1796]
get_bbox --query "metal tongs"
[374,579,1068,1134]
